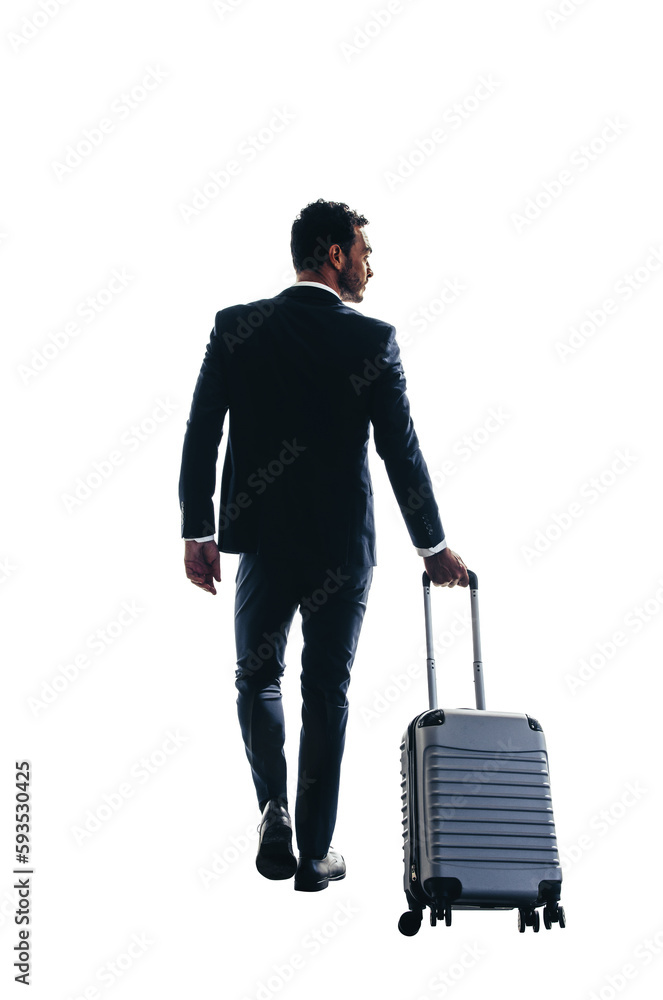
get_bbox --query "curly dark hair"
[290,199,369,273]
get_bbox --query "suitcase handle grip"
[421,569,478,589]
[421,568,486,711]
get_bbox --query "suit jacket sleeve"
[368,326,445,551]
[178,313,230,539]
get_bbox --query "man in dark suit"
[179,199,468,891]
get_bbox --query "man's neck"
[295,270,341,297]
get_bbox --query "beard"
[337,261,364,302]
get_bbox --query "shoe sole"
[294,871,346,892]
[256,825,297,880]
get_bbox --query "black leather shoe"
[294,848,346,892]
[255,800,297,880]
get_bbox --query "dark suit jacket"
[178,284,444,566]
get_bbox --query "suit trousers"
[234,551,373,859]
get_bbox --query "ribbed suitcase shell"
[401,708,562,908]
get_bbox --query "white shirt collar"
[290,280,341,300]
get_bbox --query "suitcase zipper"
[408,716,422,889]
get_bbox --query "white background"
[2,1,662,998]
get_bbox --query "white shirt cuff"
[184,535,215,542]
[416,538,447,557]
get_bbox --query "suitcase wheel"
[429,903,452,928]
[398,910,422,936]
[517,908,540,932]
[542,902,566,930]
[520,905,567,932]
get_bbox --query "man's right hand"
[423,547,469,588]
[184,539,221,595]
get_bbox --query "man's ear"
[328,244,343,271]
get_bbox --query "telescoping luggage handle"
[422,569,486,712]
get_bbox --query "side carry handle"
[422,569,486,711]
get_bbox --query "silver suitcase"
[398,570,566,935]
